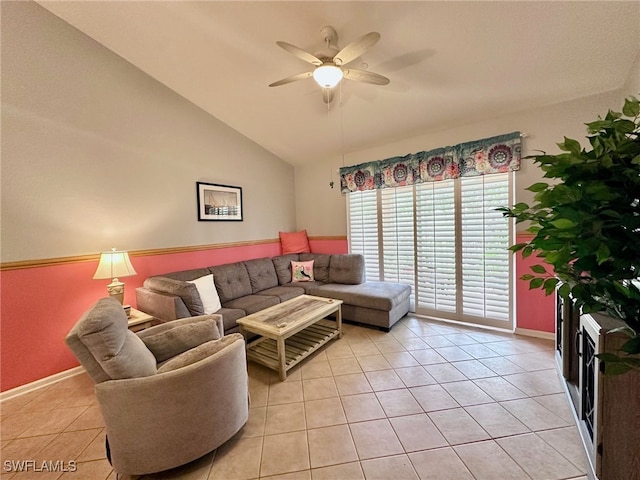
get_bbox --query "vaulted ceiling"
[37,1,640,166]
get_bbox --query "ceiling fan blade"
[333,32,380,66]
[269,71,313,87]
[276,41,323,66]
[343,68,390,85]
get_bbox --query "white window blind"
[381,186,415,307]
[460,175,510,321]
[347,172,513,329]
[415,181,457,314]
[347,189,380,281]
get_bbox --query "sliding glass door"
[347,173,514,330]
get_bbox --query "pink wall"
[1,234,551,392]
[309,238,348,254]
[514,233,555,333]
[1,239,347,392]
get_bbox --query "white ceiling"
[37,1,640,166]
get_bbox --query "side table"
[127,308,159,332]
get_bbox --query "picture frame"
[196,182,243,221]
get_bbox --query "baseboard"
[0,366,85,402]
[408,313,513,334]
[514,327,555,340]
[408,313,555,340]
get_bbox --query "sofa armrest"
[135,287,191,321]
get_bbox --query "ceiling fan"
[269,25,390,103]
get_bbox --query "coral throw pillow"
[291,261,315,282]
[280,230,311,255]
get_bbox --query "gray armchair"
[65,297,249,476]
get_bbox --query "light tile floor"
[1,314,589,480]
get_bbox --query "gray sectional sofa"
[135,253,411,332]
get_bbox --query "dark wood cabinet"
[556,297,640,480]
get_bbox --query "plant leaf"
[623,97,640,117]
[596,243,610,265]
[529,278,544,289]
[559,137,582,154]
[508,243,527,253]
[530,264,547,274]
[544,277,559,295]
[603,363,632,375]
[526,183,549,193]
[550,219,577,229]
[621,336,640,355]
[558,283,571,298]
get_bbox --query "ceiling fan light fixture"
[313,64,343,88]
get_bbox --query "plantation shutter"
[460,174,510,321]
[380,186,416,307]
[347,189,380,281]
[415,181,457,314]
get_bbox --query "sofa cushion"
[76,298,157,379]
[300,253,331,283]
[309,281,411,312]
[144,276,204,316]
[281,281,325,294]
[279,230,311,254]
[329,254,365,284]
[187,274,221,314]
[223,294,279,315]
[292,260,315,282]
[244,258,279,293]
[272,254,300,284]
[142,317,220,363]
[157,334,243,374]
[209,262,253,303]
[257,286,305,302]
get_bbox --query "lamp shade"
[93,249,137,280]
[313,64,343,88]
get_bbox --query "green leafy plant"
[499,96,640,374]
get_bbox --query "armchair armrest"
[137,314,224,363]
[137,314,224,340]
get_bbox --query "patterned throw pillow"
[291,260,315,282]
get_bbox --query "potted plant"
[499,96,640,374]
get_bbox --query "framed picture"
[196,182,243,221]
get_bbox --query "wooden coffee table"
[237,294,343,380]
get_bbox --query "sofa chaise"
[136,253,411,332]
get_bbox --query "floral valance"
[339,131,521,193]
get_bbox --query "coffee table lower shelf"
[246,319,339,375]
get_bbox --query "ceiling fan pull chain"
[340,82,346,168]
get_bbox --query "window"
[381,186,415,308]
[460,175,511,322]
[347,189,379,281]
[415,181,457,314]
[348,173,513,329]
